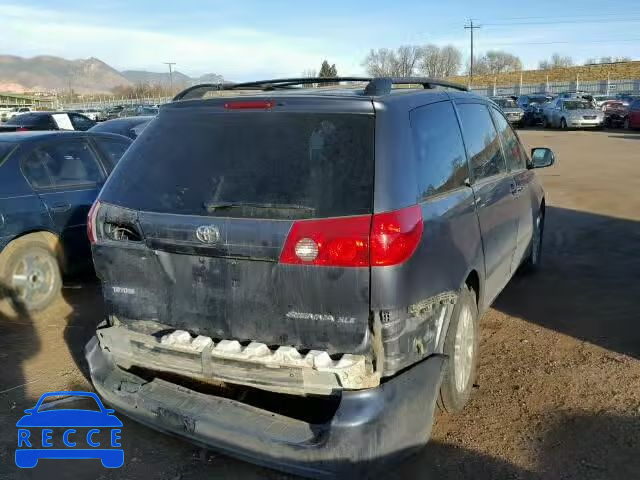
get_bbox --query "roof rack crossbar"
[173,77,468,101]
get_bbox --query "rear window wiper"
[204,201,315,213]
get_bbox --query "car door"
[23,137,106,267]
[456,102,518,305]
[490,106,534,272]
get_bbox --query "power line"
[489,12,640,21]
[464,20,481,80]
[484,17,640,27]
[486,37,640,47]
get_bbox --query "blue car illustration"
[15,391,124,468]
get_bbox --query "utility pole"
[163,62,176,92]
[464,20,481,81]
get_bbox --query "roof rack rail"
[173,76,468,101]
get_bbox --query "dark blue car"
[0,131,131,311]
[16,391,124,468]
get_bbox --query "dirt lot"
[1,129,639,480]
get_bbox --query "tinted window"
[457,103,507,181]
[6,113,54,128]
[22,155,52,188]
[632,100,640,111]
[69,113,95,131]
[101,112,374,219]
[490,107,527,171]
[411,102,468,199]
[26,139,104,188]
[94,137,131,171]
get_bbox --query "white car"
[1,107,32,122]
[542,98,604,129]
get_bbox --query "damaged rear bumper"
[86,336,446,479]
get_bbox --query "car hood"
[16,410,123,427]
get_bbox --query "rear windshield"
[101,111,375,219]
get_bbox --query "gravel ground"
[1,129,638,480]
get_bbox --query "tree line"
[308,48,635,81]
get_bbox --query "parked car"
[0,131,131,311]
[88,116,154,140]
[624,99,640,129]
[0,112,96,133]
[615,93,640,107]
[601,100,628,128]
[97,105,125,122]
[592,94,618,109]
[542,97,604,129]
[491,96,525,127]
[74,109,101,121]
[517,94,554,126]
[86,77,555,479]
[118,105,159,118]
[1,107,33,122]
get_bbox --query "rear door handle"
[49,203,71,213]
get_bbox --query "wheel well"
[540,198,546,217]
[6,231,65,270]
[465,270,480,306]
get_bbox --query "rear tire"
[624,117,630,130]
[438,285,479,413]
[522,210,544,273]
[0,235,62,312]
[542,116,549,128]
[560,117,567,129]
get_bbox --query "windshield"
[496,99,517,108]
[564,101,591,110]
[102,111,375,219]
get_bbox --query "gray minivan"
[85,77,555,478]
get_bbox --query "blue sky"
[2,0,639,80]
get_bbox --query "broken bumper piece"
[95,326,379,395]
[86,336,446,479]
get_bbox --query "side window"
[490,107,527,171]
[69,113,95,131]
[411,101,469,199]
[94,138,131,171]
[22,154,53,189]
[457,103,507,181]
[31,139,104,188]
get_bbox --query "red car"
[625,99,640,129]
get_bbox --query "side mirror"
[529,148,555,169]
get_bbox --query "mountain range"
[0,55,222,94]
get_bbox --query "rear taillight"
[224,100,275,110]
[370,205,423,266]
[279,215,371,267]
[87,200,100,244]
[279,205,423,267]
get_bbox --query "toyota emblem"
[195,225,221,244]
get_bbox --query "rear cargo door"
[95,106,375,353]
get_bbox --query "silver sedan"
[542,98,604,129]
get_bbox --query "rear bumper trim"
[86,336,445,478]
